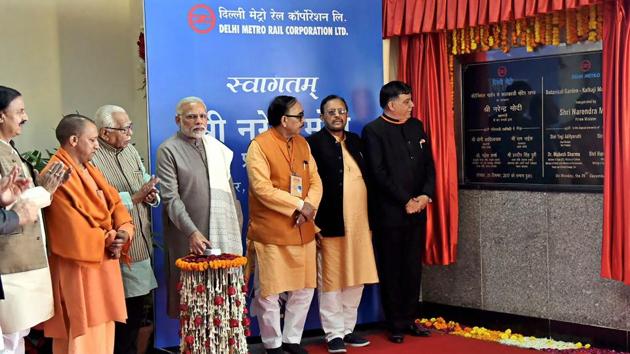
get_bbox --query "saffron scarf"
[43,147,133,265]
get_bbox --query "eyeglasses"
[181,113,209,121]
[106,123,134,134]
[284,112,305,121]
[325,108,348,116]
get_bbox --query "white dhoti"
[1,329,29,354]
[250,241,316,349]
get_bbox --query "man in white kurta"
[307,95,379,353]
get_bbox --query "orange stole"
[43,148,133,265]
[43,147,134,339]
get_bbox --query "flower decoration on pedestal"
[176,254,249,354]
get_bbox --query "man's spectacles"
[325,108,348,116]
[106,123,134,134]
[181,113,208,121]
[285,112,305,121]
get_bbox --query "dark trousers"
[115,293,151,354]
[373,222,424,334]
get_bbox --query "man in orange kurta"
[43,114,134,354]
[246,96,322,354]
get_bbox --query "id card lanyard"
[275,137,303,197]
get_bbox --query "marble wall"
[423,189,630,330]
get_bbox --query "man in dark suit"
[307,95,378,353]
[362,81,435,343]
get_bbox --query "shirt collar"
[97,137,124,153]
[176,131,203,148]
[325,128,345,143]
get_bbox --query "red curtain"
[399,34,459,265]
[384,0,630,280]
[601,0,630,283]
[383,0,601,36]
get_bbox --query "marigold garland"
[500,22,509,52]
[521,18,530,47]
[479,26,490,52]
[444,4,603,113]
[176,254,248,271]
[534,16,542,44]
[588,4,598,41]
[526,18,535,52]
[596,4,603,41]
[417,317,598,351]
[566,9,578,44]
[543,14,552,44]
[445,4,603,57]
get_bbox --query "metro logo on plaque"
[497,65,508,77]
[581,59,592,72]
[188,4,216,34]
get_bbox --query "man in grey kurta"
[156,96,243,318]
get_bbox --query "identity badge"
[290,174,303,197]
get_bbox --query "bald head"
[55,114,100,165]
[55,114,95,145]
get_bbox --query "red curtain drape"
[601,0,630,283]
[383,0,601,36]
[384,0,630,280]
[399,34,459,265]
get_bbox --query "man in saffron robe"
[43,114,134,354]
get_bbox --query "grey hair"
[176,96,206,115]
[94,105,127,129]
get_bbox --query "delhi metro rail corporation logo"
[497,66,508,77]
[188,4,216,34]
[581,59,592,72]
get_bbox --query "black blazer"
[307,129,367,236]
[362,117,435,229]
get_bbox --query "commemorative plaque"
[462,51,603,190]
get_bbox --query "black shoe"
[282,342,308,354]
[326,337,346,353]
[406,323,431,337]
[388,333,404,344]
[266,347,284,354]
[343,332,370,347]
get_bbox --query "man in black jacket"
[362,81,435,343]
[307,95,378,353]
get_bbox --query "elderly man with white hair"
[156,97,243,318]
[91,104,160,354]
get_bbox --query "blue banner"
[144,0,383,348]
